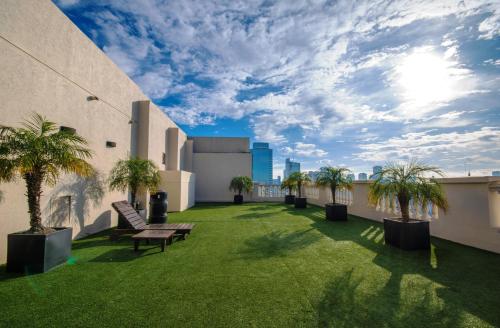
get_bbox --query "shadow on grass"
[238,228,320,259]
[288,205,500,327]
[234,212,276,220]
[317,269,462,327]
[90,246,161,262]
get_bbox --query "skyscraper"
[370,165,382,180]
[251,142,273,184]
[347,173,355,181]
[284,158,300,179]
[358,173,368,180]
[492,171,500,177]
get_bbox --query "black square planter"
[294,197,307,208]
[7,227,73,273]
[234,195,243,204]
[284,195,295,204]
[383,218,430,251]
[325,203,347,221]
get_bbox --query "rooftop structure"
[251,142,273,184]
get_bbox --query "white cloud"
[355,127,500,165]
[282,142,328,158]
[478,10,500,40]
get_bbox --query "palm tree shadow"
[297,206,500,326]
[317,269,462,327]
[238,229,321,260]
[90,247,162,262]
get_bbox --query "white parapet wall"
[285,177,500,254]
[159,171,195,212]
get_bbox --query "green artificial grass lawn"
[1,203,500,327]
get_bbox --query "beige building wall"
[159,171,195,212]
[0,0,195,263]
[192,153,253,202]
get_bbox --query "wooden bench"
[132,230,175,252]
[110,201,195,240]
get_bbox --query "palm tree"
[288,172,311,198]
[280,177,296,196]
[108,158,160,208]
[0,113,93,233]
[315,166,353,204]
[229,176,253,195]
[368,160,448,222]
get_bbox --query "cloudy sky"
[55,0,500,177]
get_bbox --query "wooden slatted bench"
[132,230,175,252]
[110,201,195,240]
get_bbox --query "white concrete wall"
[285,177,500,254]
[159,171,195,212]
[0,0,194,263]
[192,153,252,202]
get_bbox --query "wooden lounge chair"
[110,201,194,240]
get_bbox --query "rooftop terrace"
[1,203,499,327]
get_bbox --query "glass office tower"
[251,142,273,184]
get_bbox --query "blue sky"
[54,0,500,177]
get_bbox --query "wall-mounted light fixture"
[106,141,117,148]
[87,95,99,101]
[60,126,76,134]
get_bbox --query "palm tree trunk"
[130,189,137,209]
[24,172,44,233]
[398,195,410,221]
[331,186,336,204]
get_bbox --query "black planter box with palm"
[0,114,94,273]
[288,172,310,209]
[316,166,353,221]
[383,218,430,250]
[369,161,448,251]
[7,227,73,273]
[229,176,253,204]
[294,197,307,208]
[325,203,347,221]
[281,178,297,204]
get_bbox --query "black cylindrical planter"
[383,218,430,251]
[149,191,168,223]
[294,197,307,208]
[325,203,348,221]
[234,195,243,204]
[285,195,295,204]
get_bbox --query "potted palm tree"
[288,172,311,208]
[229,176,253,204]
[0,113,93,273]
[108,157,160,213]
[368,161,448,250]
[280,177,297,204]
[316,166,353,221]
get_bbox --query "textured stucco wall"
[192,153,253,202]
[0,0,193,263]
[159,171,195,212]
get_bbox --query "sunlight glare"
[397,51,453,105]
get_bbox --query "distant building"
[284,158,300,179]
[358,173,368,180]
[307,171,320,182]
[272,176,282,185]
[347,173,355,181]
[251,142,273,184]
[493,171,500,177]
[370,165,383,180]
